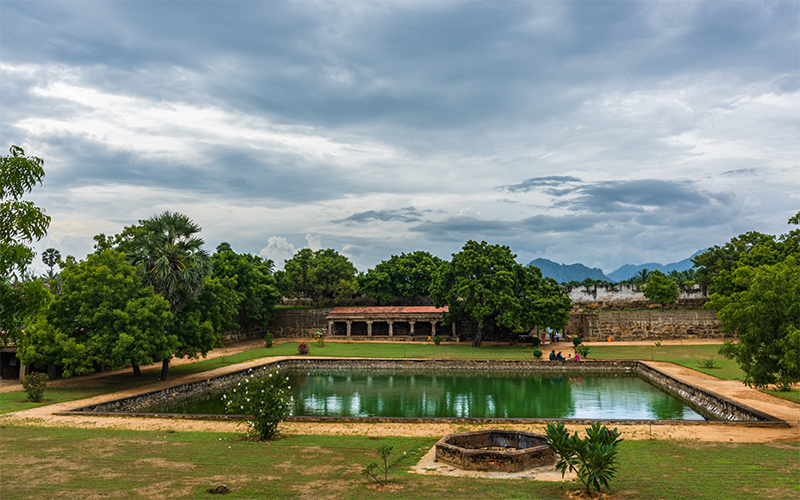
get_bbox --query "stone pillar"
[367,321,373,337]
[452,323,457,338]
[346,321,352,338]
[328,321,333,337]
[431,321,436,337]
[409,321,415,335]
[388,320,394,337]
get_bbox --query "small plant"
[545,421,623,497]
[264,331,274,348]
[297,341,309,355]
[533,348,543,359]
[223,367,292,440]
[653,336,662,348]
[313,330,324,346]
[360,445,400,486]
[698,357,717,369]
[531,336,541,347]
[572,336,582,347]
[577,346,590,359]
[433,335,443,345]
[22,372,48,402]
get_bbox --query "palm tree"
[129,211,210,380]
[635,268,651,285]
[41,247,61,280]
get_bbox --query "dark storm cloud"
[332,207,423,224]
[563,179,733,214]
[498,176,582,193]
[408,213,601,239]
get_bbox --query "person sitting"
[549,350,556,361]
[566,354,574,361]
[556,352,564,361]
[574,353,581,362]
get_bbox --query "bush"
[297,341,309,355]
[531,336,541,347]
[572,336,582,347]
[264,331,273,348]
[22,372,48,402]
[223,367,292,440]
[533,348,543,358]
[577,346,590,358]
[433,335,443,345]
[313,330,324,346]
[698,357,717,369]
[545,421,623,496]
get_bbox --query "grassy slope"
[0,426,797,500]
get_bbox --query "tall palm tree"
[129,211,210,380]
[636,268,651,285]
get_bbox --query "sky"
[2,1,798,275]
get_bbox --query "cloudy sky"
[2,1,798,275]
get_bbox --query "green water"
[140,369,707,420]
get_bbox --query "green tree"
[41,248,61,280]
[18,250,173,377]
[170,276,240,360]
[282,248,358,305]
[692,231,779,294]
[642,270,680,310]
[211,242,281,327]
[1,146,52,346]
[358,251,443,303]
[128,212,211,380]
[430,240,571,347]
[714,256,799,389]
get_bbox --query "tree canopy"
[1,146,52,346]
[126,211,213,380]
[430,240,571,347]
[358,251,443,303]
[642,270,680,310]
[705,214,800,389]
[282,248,358,305]
[18,250,173,377]
[211,242,280,327]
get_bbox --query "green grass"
[759,387,800,404]
[0,387,107,414]
[585,344,746,380]
[0,426,796,500]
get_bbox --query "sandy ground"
[2,340,798,444]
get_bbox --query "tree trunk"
[472,326,486,348]
[161,358,170,381]
[132,364,141,377]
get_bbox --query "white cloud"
[259,237,297,268]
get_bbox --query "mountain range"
[528,251,703,284]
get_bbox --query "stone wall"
[569,310,725,340]
[567,283,707,311]
[220,308,333,343]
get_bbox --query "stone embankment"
[569,310,724,341]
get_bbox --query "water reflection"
[143,369,706,420]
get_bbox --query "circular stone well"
[435,430,555,473]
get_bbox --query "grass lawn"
[0,426,796,500]
[759,387,800,405]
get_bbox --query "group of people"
[548,350,581,362]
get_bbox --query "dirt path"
[2,341,798,443]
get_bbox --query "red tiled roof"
[328,306,448,315]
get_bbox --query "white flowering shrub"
[223,367,293,440]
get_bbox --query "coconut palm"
[129,211,211,380]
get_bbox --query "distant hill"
[606,251,703,282]
[527,258,611,283]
